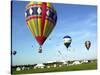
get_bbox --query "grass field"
[12,61,97,74]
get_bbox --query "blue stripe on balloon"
[63,36,71,38]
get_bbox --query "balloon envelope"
[63,35,72,48]
[25,1,57,46]
[12,51,17,55]
[85,41,91,50]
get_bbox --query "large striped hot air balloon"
[25,1,57,53]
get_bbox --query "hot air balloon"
[12,51,17,55]
[58,50,62,55]
[32,45,33,48]
[25,1,57,53]
[85,41,91,50]
[63,35,72,49]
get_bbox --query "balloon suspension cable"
[67,48,70,51]
[87,48,89,51]
[67,48,69,51]
[39,45,42,53]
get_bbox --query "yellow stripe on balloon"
[46,23,51,37]
[45,20,50,37]
[30,19,37,36]
[37,2,42,36]
[47,2,51,8]
[38,18,41,36]
[34,18,39,36]
[47,21,54,37]
[29,1,34,5]
[27,21,35,36]
[43,19,48,37]
[38,2,42,5]
[44,20,50,37]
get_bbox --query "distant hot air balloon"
[25,1,57,53]
[49,38,51,40]
[63,35,72,49]
[32,45,33,48]
[58,50,62,55]
[85,41,91,50]
[12,51,17,55]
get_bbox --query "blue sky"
[12,1,97,65]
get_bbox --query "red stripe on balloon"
[26,16,42,21]
[41,2,47,36]
[35,36,47,45]
[26,16,55,25]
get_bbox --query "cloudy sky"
[12,1,97,65]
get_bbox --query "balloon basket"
[38,46,42,53]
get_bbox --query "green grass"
[12,61,97,74]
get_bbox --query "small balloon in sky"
[63,35,72,49]
[32,45,33,48]
[58,50,62,55]
[12,50,17,55]
[85,40,91,50]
